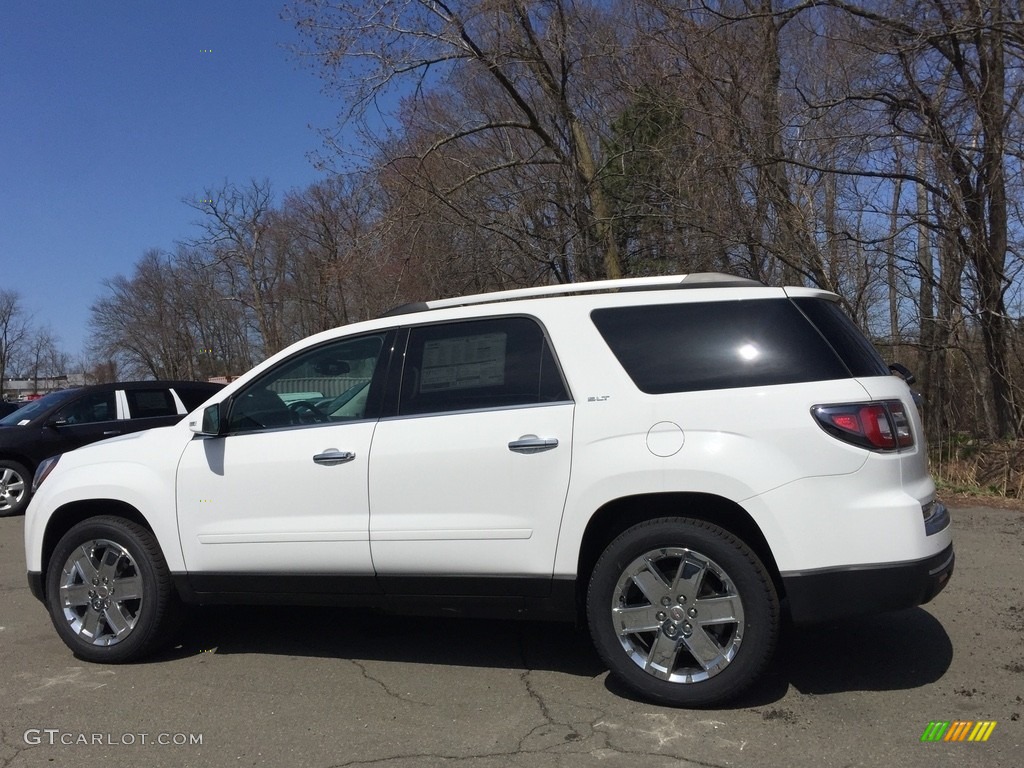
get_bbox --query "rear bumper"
[782,543,954,624]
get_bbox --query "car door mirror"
[189,403,222,436]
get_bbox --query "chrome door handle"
[313,450,356,466]
[508,435,559,454]
[103,431,121,436]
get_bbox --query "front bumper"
[782,543,954,624]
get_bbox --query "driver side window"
[226,333,388,433]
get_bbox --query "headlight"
[32,455,61,493]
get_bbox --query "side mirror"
[189,403,222,436]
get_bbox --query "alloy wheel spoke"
[103,603,134,637]
[631,560,671,605]
[695,594,742,625]
[79,607,103,640]
[96,548,123,583]
[113,575,143,601]
[73,548,100,583]
[613,604,663,635]
[61,583,93,607]
[682,626,725,670]
[672,555,707,602]
[645,630,682,680]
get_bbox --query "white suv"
[24,274,954,706]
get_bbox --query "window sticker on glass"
[420,333,507,391]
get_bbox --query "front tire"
[587,517,779,707]
[0,460,30,517]
[46,516,180,663]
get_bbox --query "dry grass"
[931,437,1024,508]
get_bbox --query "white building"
[2,374,87,401]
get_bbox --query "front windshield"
[0,389,80,426]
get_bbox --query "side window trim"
[361,328,398,422]
[378,328,409,419]
[169,388,187,415]
[115,389,129,420]
[378,400,573,423]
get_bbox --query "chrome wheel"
[612,547,744,684]
[588,517,778,707]
[47,516,180,662]
[0,462,28,515]
[58,538,144,647]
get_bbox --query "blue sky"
[1,2,344,360]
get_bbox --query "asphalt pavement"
[1,503,1021,767]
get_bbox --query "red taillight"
[812,400,914,452]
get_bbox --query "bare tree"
[90,251,190,379]
[24,326,67,393]
[274,175,382,333]
[288,0,628,282]
[811,0,1024,436]
[186,180,289,356]
[0,290,30,391]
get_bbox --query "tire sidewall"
[46,517,169,663]
[587,517,778,707]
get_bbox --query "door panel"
[176,422,377,578]
[175,331,392,585]
[368,316,573,593]
[52,389,122,448]
[368,404,574,589]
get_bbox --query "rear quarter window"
[125,389,178,419]
[591,300,850,394]
[175,385,222,411]
[791,297,889,377]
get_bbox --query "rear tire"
[587,517,779,707]
[46,516,181,663]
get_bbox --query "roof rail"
[379,273,762,317]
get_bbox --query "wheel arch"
[0,452,38,473]
[38,500,153,601]
[575,492,784,616]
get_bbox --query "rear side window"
[399,317,568,415]
[126,389,178,419]
[592,300,849,394]
[176,385,220,411]
[792,297,889,377]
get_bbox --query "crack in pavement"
[350,659,433,707]
[324,746,733,767]
[0,726,39,768]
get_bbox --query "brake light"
[812,400,914,452]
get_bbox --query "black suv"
[0,381,222,517]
